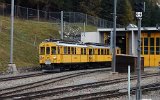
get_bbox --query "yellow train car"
[39,39,121,71]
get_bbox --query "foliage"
[1,0,160,26]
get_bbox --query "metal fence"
[0,2,122,28]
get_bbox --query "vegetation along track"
[1,72,159,99]
[0,68,111,97]
[0,72,47,82]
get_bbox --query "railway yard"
[0,68,159,100]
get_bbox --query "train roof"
[41,39,120,49]
[57,43,88,47]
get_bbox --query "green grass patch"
[0,16,97,72]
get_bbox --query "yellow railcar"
[39,39,121,71]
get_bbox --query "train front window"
[46,47,50,54]
[40,47,45,55]
[89,49,92,55]
[51,47,56,55]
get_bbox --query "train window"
[156,38,160,46]
[107,49,109,55]
[89,49,92,55]
[101,49,103,55]
[51,47,56,55]
[150,47,154,54]
[57,47,60,54]
[68,47,70,54]
[40,47,45,55]
[64,47,67,54]
[104,49,106,55]
[150,38,154,46]
[144,38,148,46]
[84,48,86,55]
[92,49,94,55]
[144,47,148,55]
[46,47,50,54]
[74,48,77,54]
[71,47,74,54]
[98,49,100,55]
[81,48,83,54]
[156,47,160,54]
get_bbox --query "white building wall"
[81,32,100,43]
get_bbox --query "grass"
[0,16,97,72]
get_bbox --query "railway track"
[0,72,47,82]
[52,83,160,100]
[1,72,159,99]
[0,68,111,98]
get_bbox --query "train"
[39,39,121,71]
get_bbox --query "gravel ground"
[105,90,160,100]
[41,75,160,100]
[0,68,110,90]
[0,67,159,100]
[4,69,112,95]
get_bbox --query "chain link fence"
[0,2,122,28]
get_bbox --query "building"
[81,27,160,67]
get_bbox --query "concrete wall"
[81,32,100,43]
[128,31,138,56]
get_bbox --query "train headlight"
[39,56,43,60]
[53,56,57,60]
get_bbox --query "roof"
[97,27,159,32]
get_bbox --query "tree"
[117,0,135,26]
[100,0,113,21]
[79,0,102,16]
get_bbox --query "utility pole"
[136,15,142,100]
[135,2,144,99]
[112,0,117,72]
[61,11,64,40]
[8,0,18,74]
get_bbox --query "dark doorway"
[116,34,126,54]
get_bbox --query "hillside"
[0,16,97,72]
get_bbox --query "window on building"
[144,47,148,55]
[156,47,160,54]
[144,38,148,46]
[156,38,160,46]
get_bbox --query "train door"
[45,46,51,64]
[89,49,93,62]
